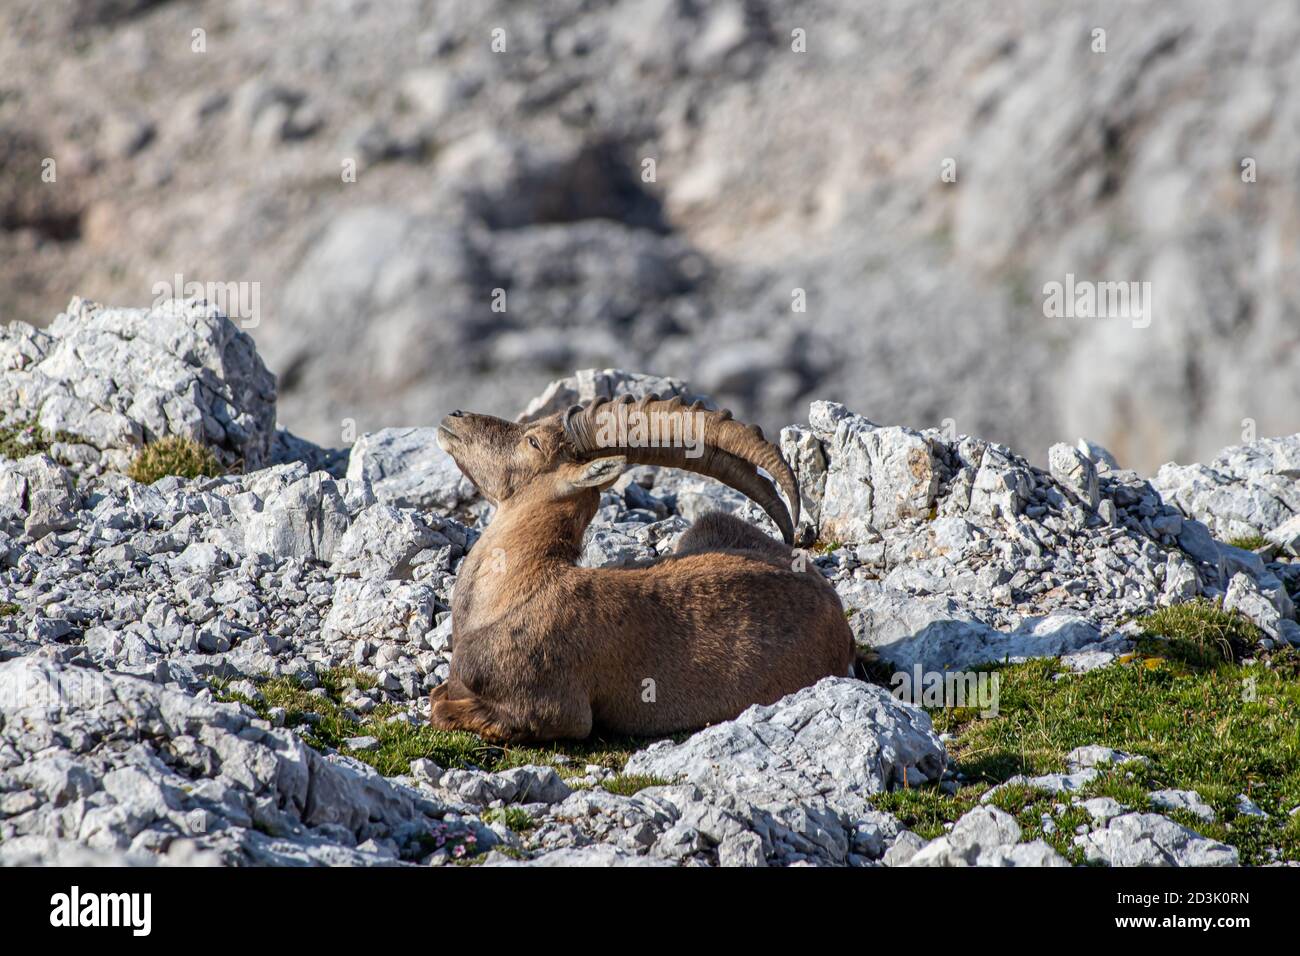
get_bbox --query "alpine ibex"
[429,393,854,742]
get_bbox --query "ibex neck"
[482,491,598,561]
[452,491,598,630]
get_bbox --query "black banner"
[0,864,1281,941]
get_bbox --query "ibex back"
[430,393,855,742]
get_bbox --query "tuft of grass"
[1226,534,1269,552]
[1135,598,1260,664]
[600,773,672,796]
[127,436,223,484]
[0,602,19,617]
[318,665,377,693]
[0,418,81,462]
[872,786,981,840]
[481,806,536,832]
[899,641,1300,864]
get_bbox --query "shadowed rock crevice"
[475,139,672,234]
[0,126,84,243]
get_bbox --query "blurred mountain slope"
[2,0,1297,470]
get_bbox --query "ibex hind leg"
[675,511,790,563]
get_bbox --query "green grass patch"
[211,668,657,781]
[481,807,536,832]
[893,635,1300,864]
[0,602,19,617]
[497,738,647,781]
[982,781,1095,864]
[0,418,81,462]
[317,665,377,693]
[212,667,472,777]
[872,786,981,840]
[1226,534,1269,552]
[1135,598,1260,665]
[599,773,672,796]
[127,436,223,484]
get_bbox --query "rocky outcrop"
[1152,436,1300,545]
[1,298,278,475]
[626,678,945,802]
[782,400,1298,671]
[517,368,708,422]
[345,428,477,515]
[612,678,945,866]
[0,454,79,539]
[0,657,492,866]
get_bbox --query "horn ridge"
[561,396,801,544]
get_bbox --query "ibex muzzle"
[430,394,854,742]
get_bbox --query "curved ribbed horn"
[564,394,800,545]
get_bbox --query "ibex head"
[435,409,625,505]
[436,393,800,543]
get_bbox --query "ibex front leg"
[429,679,592,744]
[429,691,516,743]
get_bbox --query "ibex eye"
[528,436,541,450]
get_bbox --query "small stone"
[882,831,926,867]
[1235,794,1267,818]
[1048,443,1100,510]
[717,831,766,867]
[1080,797,1125,826]
[409,758,443,782]
[1148,789,1216,823]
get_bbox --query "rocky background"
[5,0,1300,473]
[2,300,1298,866]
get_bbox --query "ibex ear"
[571,455,626,489]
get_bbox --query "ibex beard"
[429,393,855,743]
